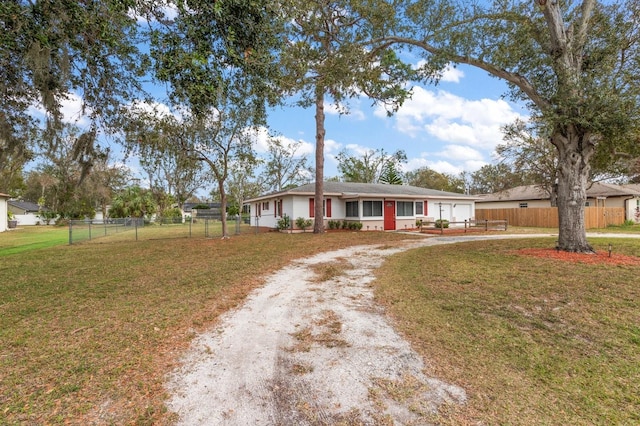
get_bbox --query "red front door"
[384,200,396,230]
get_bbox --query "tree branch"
[374,35,551,111]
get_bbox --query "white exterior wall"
[427,198,475,223]
[0,196,7,232]
[627,198,640,222]
[249,194,476,230]
[14,213,40,226]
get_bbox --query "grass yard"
[0,226,69,256]
[2,226,639,424]
[0,229,414,424]
[374,237,640,425]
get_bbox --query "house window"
[397,201,414,217]
[519,202,528,208]
[262,201,269,210]
[363,200,382,217]
[584,201,590,207]
[415,201,424,215]
[346,201,359,217]
[310,198,332,217]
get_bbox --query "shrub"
[341,220,349,229]
[435,219,450,228]
[277,214,291,230]
[295,217,313,231]
[328,220,339,230]
[192,204,211,210]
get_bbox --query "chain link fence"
[68,216,258,245]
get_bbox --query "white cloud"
[324,138,342,155]
[440,65,464,83]
[128,2,178,24]
[128,100,177,119]
[253,127,315,157]
[324,101,366,120]
[436,144,483,161]
[413,61,465,83]
[381,86,525,150]
[29,93,92,127]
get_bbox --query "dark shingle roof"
[477,183,640,203]
[8,200,43,212]
[247,182,476,203]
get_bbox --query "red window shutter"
[424,201,428,216]
[309,198,314,217]
[326,198,332,218]
[257,203,261,217]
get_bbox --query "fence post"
[135,218,138,241]
[235,215,240,235]
[189,216,192,238]
[69,220,73,245]
[104,220,107,237]
[255,217,259,234]
[88,220,92,241]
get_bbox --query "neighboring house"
[245,182,478,231]
[7,200,52,226]
[183,202,222,221]
[476,183,640,224]
[0,193,9,232]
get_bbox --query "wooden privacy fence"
[475,207,625,229]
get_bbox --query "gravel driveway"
[166,236,532,424]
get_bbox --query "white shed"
[0,193,9,232]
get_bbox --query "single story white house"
[0,192,9,232]
[245,182,478,231]
[477,183,640,222]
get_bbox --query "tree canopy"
[1,0,150,177]
[380,0,640,252]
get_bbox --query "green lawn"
[0,226,69,256]
[1,227,639,424]
[374,237,640,425]
[0,229,414,424]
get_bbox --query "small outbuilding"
[7,200,51,226]
[0,192,9,232]
[245,182,477,231]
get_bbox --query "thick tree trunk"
[552,127,595,253]
[313,86,325,234]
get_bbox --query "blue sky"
[258,63,528,180]
[30,56,528,192]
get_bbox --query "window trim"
[362,200,383,217]
[345,200,359,218]
[396,201,414,217]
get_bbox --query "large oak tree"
[381,0,640,252]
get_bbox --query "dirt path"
[166,235,549,425]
